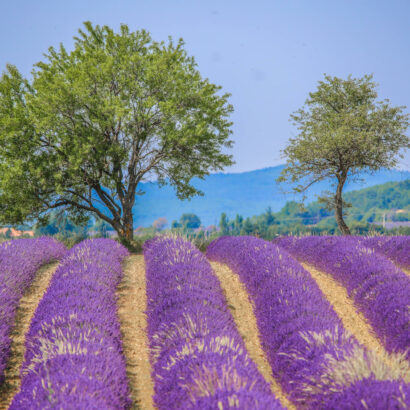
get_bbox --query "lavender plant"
[275,235,410,359]
[362,236,410,271]
[0,237,66,384]
[10,239,131,409]
[144,236,282,409]
[207,236,409,409]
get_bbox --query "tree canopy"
[0,22,234,244]
[277,74,409,234]
[180,213,201,229]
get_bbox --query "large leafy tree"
[0,23,234,244]
[278,74,409,234]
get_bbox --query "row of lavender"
[0,238,66,384]
[361,236,410,271]
[207,236,409,409]
[10,239,131,409]
[144,236,282,409]
[274,235,410,359]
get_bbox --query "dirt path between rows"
[117,255,155,410]
[0,262,59,410]
[301,262,405,370]
[209,261,295,410]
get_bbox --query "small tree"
[240,218,254,235]
[233,214,243,234]
[180,213,201,230]
[171,220,182,229]
[93,216,112,237]
[0,22,233,245]
[34,210,81,237]
[278,74,409,234]
[219,212,229,235]
[263,206,276,226]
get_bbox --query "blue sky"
[1,0,409,172]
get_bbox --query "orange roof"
[0,228,34,237]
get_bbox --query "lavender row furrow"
[207,236,409,409]
[10,239,131,409]
[0,237,66,383]
[361,235,410,271]
[275,235,410,358]
[144,236,282,409]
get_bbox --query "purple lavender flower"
[0,237,66,383]
[10,239,131,409]
[274,235,410,358]
[207,236,409,408]
[362,236,410,271]
[144,236,283,409]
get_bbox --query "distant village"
[0,227,34,238]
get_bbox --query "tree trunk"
[334,173,351,235]
[118,207,134,245]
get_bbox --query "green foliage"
[191,232,220,253]
[171,220,182,229]
[234,214,243,231]
[148,178,408,251]
[34,210,88,238]
[54,231,89,249]
[170,213,201,232]
[211,179,410,239]
[180,213,201,229]
[240,218,254,235]
[278,74,409,234]
[0,22,233,241]
[345,180,410,212]
[219,212,229,235]
[392,211,410,222]
[125,230,158,253]
[92,217,113,237]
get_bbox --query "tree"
[180,213,201,230]
[4,228,12,239]
[262,206,276,226]
[232,214,243,234]
[0,23,234,245]
[240,218,254,235]
[34,209,83,237]
[171,220,182,229]
[277,74,409,234]
[219,212,229,235]
[93,216,112,237]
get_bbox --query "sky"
[1,0,409,172]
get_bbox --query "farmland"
[0,235,409,409]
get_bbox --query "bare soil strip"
[402,268,410,278]
[0,262,59,410]
[301,263,399,366]
[209,261,295,410]
[117,255,155,410]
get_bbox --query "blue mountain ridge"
[130,165,410,227]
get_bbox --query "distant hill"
[277,179,410,229]
[344,180,410,212]
[131,165,410,227]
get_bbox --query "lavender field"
[0,235,409,409]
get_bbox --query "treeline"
[169,179,410,238]
[216,180,410,237]
[2,179,409,248]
